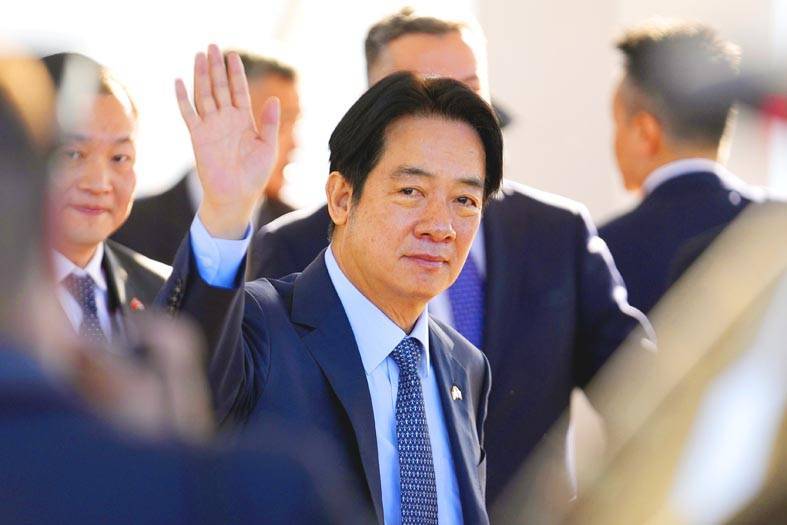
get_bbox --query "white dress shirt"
[54,244,113,339]
[189,215,464,524]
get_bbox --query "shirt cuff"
[189,215,252,288]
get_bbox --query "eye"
[400,187,417,196]
[112,154,132,164]
[61,149,84,161]
[456,195,480,208]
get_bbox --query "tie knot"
[62,273,98,313]
[391,337,423,375]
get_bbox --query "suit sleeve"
[572,207,655,391]
[156,234,269,427]
[249,226,300,280]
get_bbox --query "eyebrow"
[391,165,484,191]
[62,134,133,145]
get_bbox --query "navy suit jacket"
[599,171,769,315]
[0,341,353,524]
[249,180,646,505]
[159,240,492,524]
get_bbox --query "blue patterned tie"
[447,254,485,348]
[391,337,438,525]
[62,273,108,345]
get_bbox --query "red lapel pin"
[130,297,145,311]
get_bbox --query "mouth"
[403,253,450,270]
[70,204,109,216]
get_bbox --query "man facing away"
[600,20,772,315]
[250,8,653,506]
[159,45,504,524]
[113,52,301,265]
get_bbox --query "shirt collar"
[643,158,730,195]
[53,243,108,292]
[324,245,430,376]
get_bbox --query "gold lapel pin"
[451,385,463,401]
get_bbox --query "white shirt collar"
[53,243,108,291]
[643,158,731,195]
[324,245,431,376]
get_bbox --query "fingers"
[257,96,281,148]
[174,79,199,130]
[226,52,251,109]
[207,44,232,109]
[193,52,217,116]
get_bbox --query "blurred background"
[3,0,785,221]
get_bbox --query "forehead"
[379,31,478,79]
[248,75,299,111]
[375,114,485,178]
[61,93,136,142]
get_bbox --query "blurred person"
[113,51,301,265]
[599,21,775,315]
[161,45,501,525]
[250,7,653,507]
[0,53,356,525]
[43,52,171,351]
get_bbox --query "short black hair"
[224,51,297,83]
[41,52,137,117]
[365,7,464,74]
[329,71,502,210]
[616,20,741,146]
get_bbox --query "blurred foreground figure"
[252,8,653,508]
[114,52,301,265]
[564,200,787,525]
[600,21,776,315]
[0,53,355,525]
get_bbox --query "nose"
[414,197,456,243]
[77,157,112,194]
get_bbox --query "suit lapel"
[290,253,384,524]
[429,318,484,522]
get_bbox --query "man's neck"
[56,244,99,269]
[331,245,424,333]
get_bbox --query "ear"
[634,111,663,156]
[325,171,353,229]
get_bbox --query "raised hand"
[175,44,280,239]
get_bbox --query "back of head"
[617,20,741,147]
[328,71,502,206]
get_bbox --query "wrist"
[198,201,254,239]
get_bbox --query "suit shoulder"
[495,179,590,218]
[258,204,331,239]
[105,240,172,282]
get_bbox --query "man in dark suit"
[113,51,301,265]
[43,53,171,347]
[599,21,768,315]
[161,45,503,524]
[250,8,651,506]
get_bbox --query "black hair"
[616,20,741,146]
[329,71,502,209]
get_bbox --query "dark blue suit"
[249,180,646,505]
[599,170,769,315]
[159,240,492,524]
[0,341,358,524]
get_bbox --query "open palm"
[175,45,280,235]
